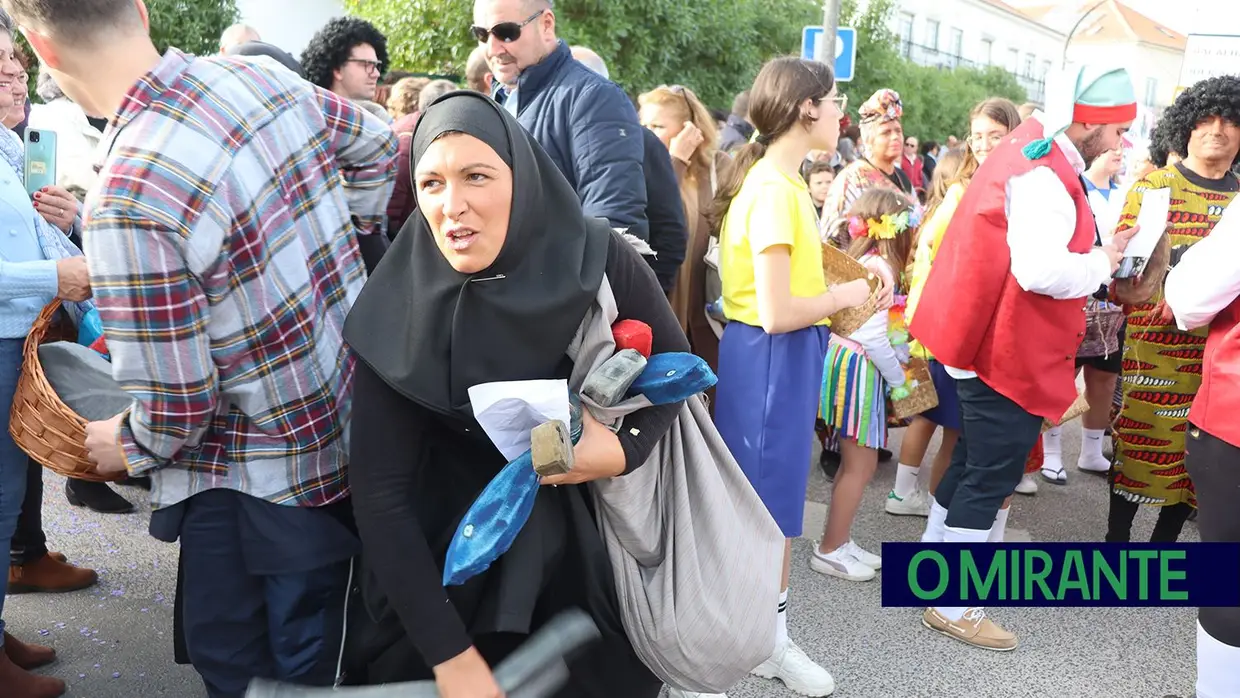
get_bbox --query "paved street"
[10,426,1196,698]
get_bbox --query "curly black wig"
[1156,75,1240,169]
[300,17,390,90]
[1147,123,1170,169]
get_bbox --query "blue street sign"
[801,26,857,82]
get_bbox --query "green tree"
[343,0,819,108]
[147,0,240,56]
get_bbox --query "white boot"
[1197,619,1240,698]
[1040,427,1067,485]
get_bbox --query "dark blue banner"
[880,543,1240,607]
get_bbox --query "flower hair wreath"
[846,205,924,241]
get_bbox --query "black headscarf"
[343,90,610,422]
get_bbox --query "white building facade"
[885,0,1066,105]
[235,0,346,56]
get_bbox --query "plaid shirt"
[84,50,397,509]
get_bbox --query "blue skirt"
[715,321,830,538]
[919,359,961,430]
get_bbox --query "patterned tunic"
[1111,164,1239,507]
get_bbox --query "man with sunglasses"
[473,0,649,243]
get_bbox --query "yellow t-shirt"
[907,182,965,359]
[719,158,828,327]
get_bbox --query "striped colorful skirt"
[820,338,889,449]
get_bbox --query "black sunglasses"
[471,9,544,43]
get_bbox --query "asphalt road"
[9,425,1196,698]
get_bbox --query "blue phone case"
[24,129,57,196]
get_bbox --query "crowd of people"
[0,0,1235,697]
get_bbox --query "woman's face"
[4,71,27,129]
[639,102,684,151]
[808,87,843,152]
[969,115,1010,165]
[414,132,513,274]
[866,119,903,163]
[0,35,20,114]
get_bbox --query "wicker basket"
[821,244,880,337]
[9,300,125,483]
[1042,391,1091,433]
[889,356,939,420]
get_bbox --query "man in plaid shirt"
[6,1,397,695]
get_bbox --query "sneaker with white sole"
[751,639,835,696]
[841,539,881,570]
[885,488,931,516]
[667,690,727,698]
[921,607,1018,651]
[810,545,876,581]
[1014,472,1039,495]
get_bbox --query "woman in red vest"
[907,65,1137,652]
[1164,198,1240,698]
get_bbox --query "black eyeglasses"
[471,9,544,43]
[667,84,694,115]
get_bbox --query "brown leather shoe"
[0,643,65,697]
[3,631,56,669]
[8,554,98,594]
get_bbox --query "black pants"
[936,377,1043,530]
[156,489,358,698]
[1104,491,1193,543]
[9,457,47,566]
[1185,424,1240,647]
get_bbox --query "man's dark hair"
[808,160,835,178]
[1157,75,1240,169]
[1147,124,1170,169]
[300,16,389,90]
[0,0,143,45]
[921,140,938,156]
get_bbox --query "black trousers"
[1185,424,1240,647]
[9,457,47,566]
[936,377,1043,531]
[153,489,358,698]
[1104,491,1193,543]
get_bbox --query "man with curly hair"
[301,16,388,103]
[1107,74,1240,545]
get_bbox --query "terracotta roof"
[977,0,1062,30]
[1018,0,1185,50]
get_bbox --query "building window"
[1023,53,1035,77]
[1041,60,1052,78]
[949,28,963,58]
[925,19,940,50]
[1007,47,1019,73]
[897,12,914,57]
[981,38,994,65]
[1145,77,1158,106]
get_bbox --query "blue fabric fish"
[443,352,716,587]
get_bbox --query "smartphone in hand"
[24,128,57,197]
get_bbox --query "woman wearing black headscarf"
[342,91,684,697]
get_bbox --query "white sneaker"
[810,545,876,581]
[1014,472,1039,495]
[885,488,931,516]
[841,539,882,570]
[667,690,727,698]
[751,639,836,696]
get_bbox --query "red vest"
[1190,299,1240,447]
[908,118,1096,421]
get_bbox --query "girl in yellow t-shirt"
[711,56,873,696]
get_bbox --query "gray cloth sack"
[565,277,785,693]
[37,341,132,421]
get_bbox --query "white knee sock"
[1078,428,1110,471]
[1197,619,1240,698]
[921,499,949,543]
[776,589,789,648]
[988,508,1010,543]
[933,525,992,622]
[894,462,920,498]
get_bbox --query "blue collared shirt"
[0,139,57,339]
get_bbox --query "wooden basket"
[1042,391,1091,433]
[821,244,880,337]
[889,356,939,420]
[9,300,125,483]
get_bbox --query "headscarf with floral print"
[859,89,903,125]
